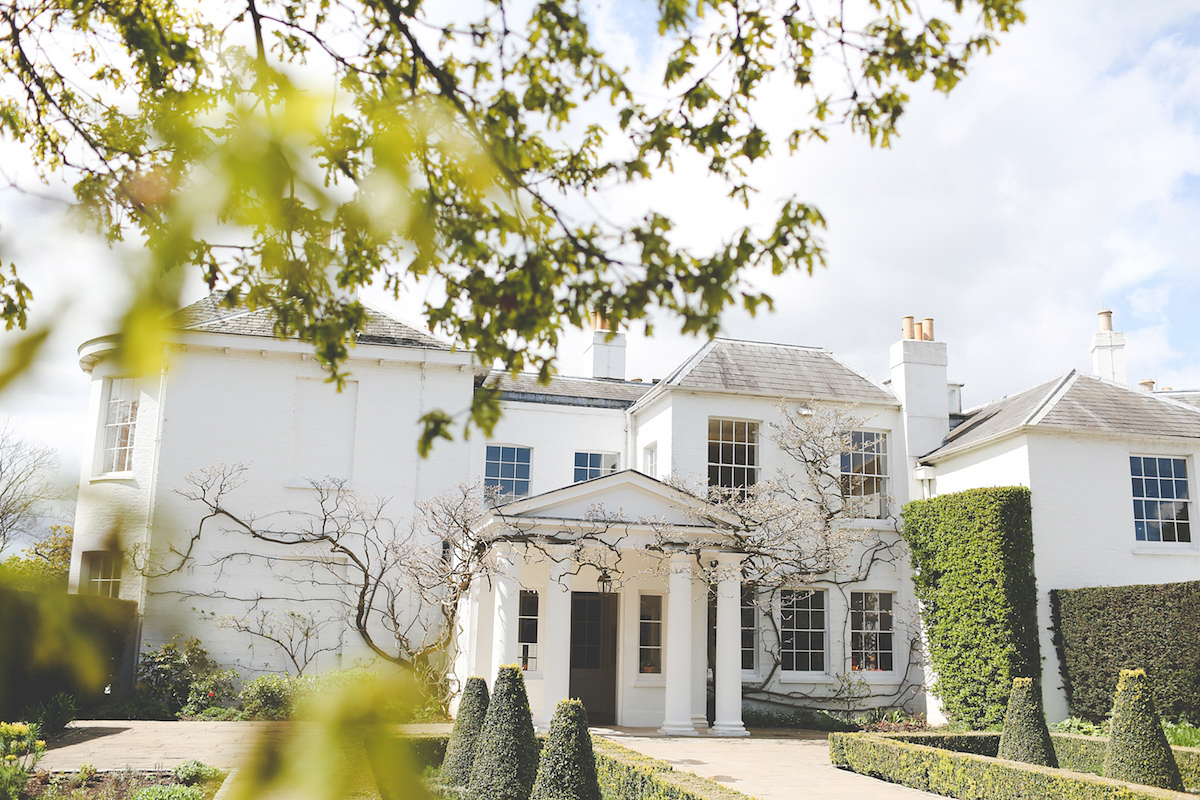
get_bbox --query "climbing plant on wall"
[902,487,1039,728]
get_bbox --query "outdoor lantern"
[598,569,613,594]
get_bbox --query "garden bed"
[830,732,1198,799]
[19,767,226,800]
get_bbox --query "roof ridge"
[1023,370,1079,427]
[712,336,827,352]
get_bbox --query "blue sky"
[2,0,1200,485]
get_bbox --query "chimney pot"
[913,321,924,341]
[1098,309,1113,332]
[1139,378,1156,392]
[923,317,935,341]
[901,316,915,340]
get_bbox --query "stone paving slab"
[40,721,289,771]
[597,727,942,799]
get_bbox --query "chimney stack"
[586,311,626,380]
[1091,309,1126,385]
[891,315,949,502]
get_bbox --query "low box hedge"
[402,733,753,800]
[830,732,1196,799]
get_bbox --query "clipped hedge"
[830,732,1196,799]
[902,487,1040,728]
[1104,670,1183,790]
[0,587,138,719]
[1052,580,1200,722]
[442,676,489,786]
[888,732,1200,789]
[592,738,756,800]
[998,677,1057,767]
[531,699,599,800]
[405,734,754,800]
[468,666,539,800]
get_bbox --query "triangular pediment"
[487,470,727,528]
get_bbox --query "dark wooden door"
[569,592,618,725]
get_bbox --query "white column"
[711,554,749,736]
[660,552,698,735]
[490,544,519,685]
[690,563,709,731]
[540,546,572,731]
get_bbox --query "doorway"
[569,591,618,725]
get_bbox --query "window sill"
[90,472,136,484]
[633,675,665,687]
[1132,545,1200,556]
[849,670,901,683]
[777,673,839,685]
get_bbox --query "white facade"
[73,298,1200,730]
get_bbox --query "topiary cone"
[997,677,1057,767]
[468,665,540,800]
[441,676,490,786]
[1102,668,1183,790]
[531,699,600,800]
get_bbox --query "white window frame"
[517,589,539,673]
[850,591,895,672]
[81,550,122,598]
[637,592,664,680]
[484,444,533,498]
[778,588,827,675]
[573,451,619,483]
[98,377,138,475]
[707,418,760,492]
[643,442,658,480]
[1130,455,1193,545]
[840,430,889,519]
[741,583,758,675]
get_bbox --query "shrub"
[172,760,221,785]
[740,706,856,732]
[137,637,220,717]
[239,673,298,720]
[902,487,1040,728]
[130,786,204,800]
[1103,669,1184,790]
[31,691,76,737]
[1052,580,1200,722]
[997,677,1057,767]
[830,731,1196,799]
[468,666,539,800]
[531,699,599,800]
[181,668,238,717]
[441,676,489,786]
[0,721,45,800]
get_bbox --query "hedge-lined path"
[599,727,943,799]
[42,721,941,798]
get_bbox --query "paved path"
[597,727,940,799]
[41,721,940,799]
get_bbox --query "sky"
[1,0,1199,492]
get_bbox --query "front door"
[569,591,618,725]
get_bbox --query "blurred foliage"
[0,526,72,593]
[1,0,1023,445]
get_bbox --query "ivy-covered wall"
[1051,580,1200,722]
[902,487,1040,728]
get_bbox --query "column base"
[691,714,710,731]
[658,723,700,736]
[709,722,750,737]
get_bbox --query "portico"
[453,471,749,735]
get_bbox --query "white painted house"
[69,296,1199,730]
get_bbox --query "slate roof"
[644,338,896,406]
[925,370,1200,461]
[480,370,653,409]
[170,291,451,351]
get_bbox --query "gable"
[494,470,720,527]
